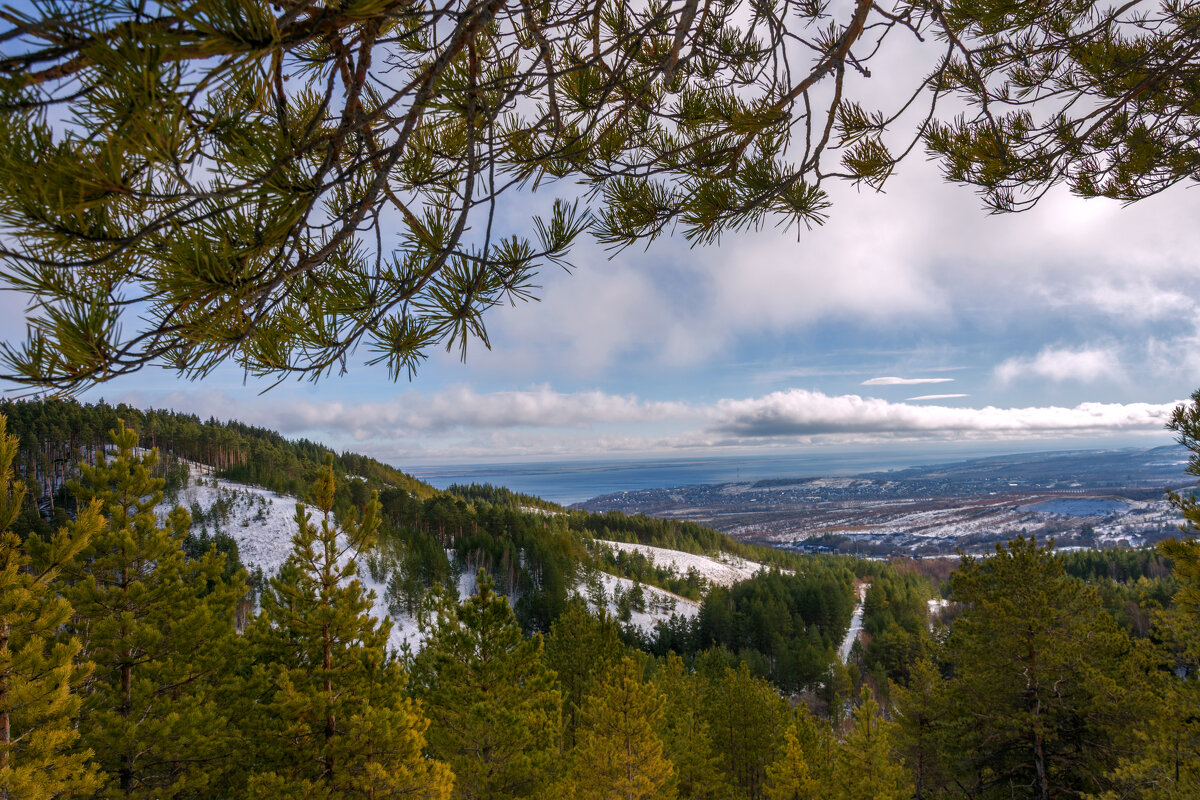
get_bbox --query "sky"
[5,160,1195,468]
[2,12,1198,470]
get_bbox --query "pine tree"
[1090,389,1200,799]
[567,656,675,800]
[544,601,623,750]
[821,662,854,725]
[1088,609,1200,800]
[63,421,244,799]
[242,460,452,800]
[0,417,102,800]
[890,658,949,800]
[1092,671,1200,800]
[4,0,1199,394]
[938,537,1140,800]
[702,659,789,800]
[412,571,560,800]
[829,688,911,800]
[1163,390,1200,617]
[652,654,733,800]
[765,721,815,800]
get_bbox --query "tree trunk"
[119,657,133,795]
[1033,728,1050,800]
[322,522,336,783]
[1027,644,1050,800]
[1,618,10,798]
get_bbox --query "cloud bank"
[134,386,695,437]
[862,377,956,386]
[122,386,1180,460]
[711,389,1172,439]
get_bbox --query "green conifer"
[773,706,839,796]
[765,722,816,800]
[829,688,911,800]
[412,571,560,800]
[0,417,101,800]
[702,660,788,800]
[890,658,949,800]
[1092,675,1200,800]
[243,460,452,800]
[63,421,243,799]
[1088,611,1200,800]
[567,656,675,800]
[652,654,733,800]
[939,537,1139,800]
[544,601,623,750]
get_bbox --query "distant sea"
[405,444,1079,505]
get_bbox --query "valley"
[574,446,1195,555]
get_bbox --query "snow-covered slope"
[173,476,296,575]
[574,568,700,629]
[166,474,425,651]
[167,473,727,647]
[598,539,769,586]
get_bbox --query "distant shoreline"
[405,444,1189,507]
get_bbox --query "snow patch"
[598,540,772,586]
[575,569,700,634]
[839,582,869,663]
[165,474,426,653]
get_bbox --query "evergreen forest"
[2,3,1199,799]
[1,398,1198,800]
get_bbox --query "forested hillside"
[0,398,436,506]
[2,399,1199,800]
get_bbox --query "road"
[839,582,869,663]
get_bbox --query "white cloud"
[121,386,698,438]
[464,144,1200,402]
[906,394,969,401]
[118,386,1179,460]
[397,386,694,431]
[710,389,1174,439]
[994,346,1124,385]
[1146,322,1200,381]
[862,377,955,386]
[1080,280,1196,322]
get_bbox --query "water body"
[1020,497,1132,516]
[406,444,1043,505]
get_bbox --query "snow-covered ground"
[839,582,869,663]
[575,568,700,632]
[597,540,767,586]
[519,505,562,517]
[172,475,297,576]
[927,597,950,630]
[166,474,426,652]
[166,473,714,648]
[736,495,1182,551]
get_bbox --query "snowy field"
[171,476,297,576]
[598,540,767,586]
[733,495,1181,552]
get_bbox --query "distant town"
[573,446,1195,556]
